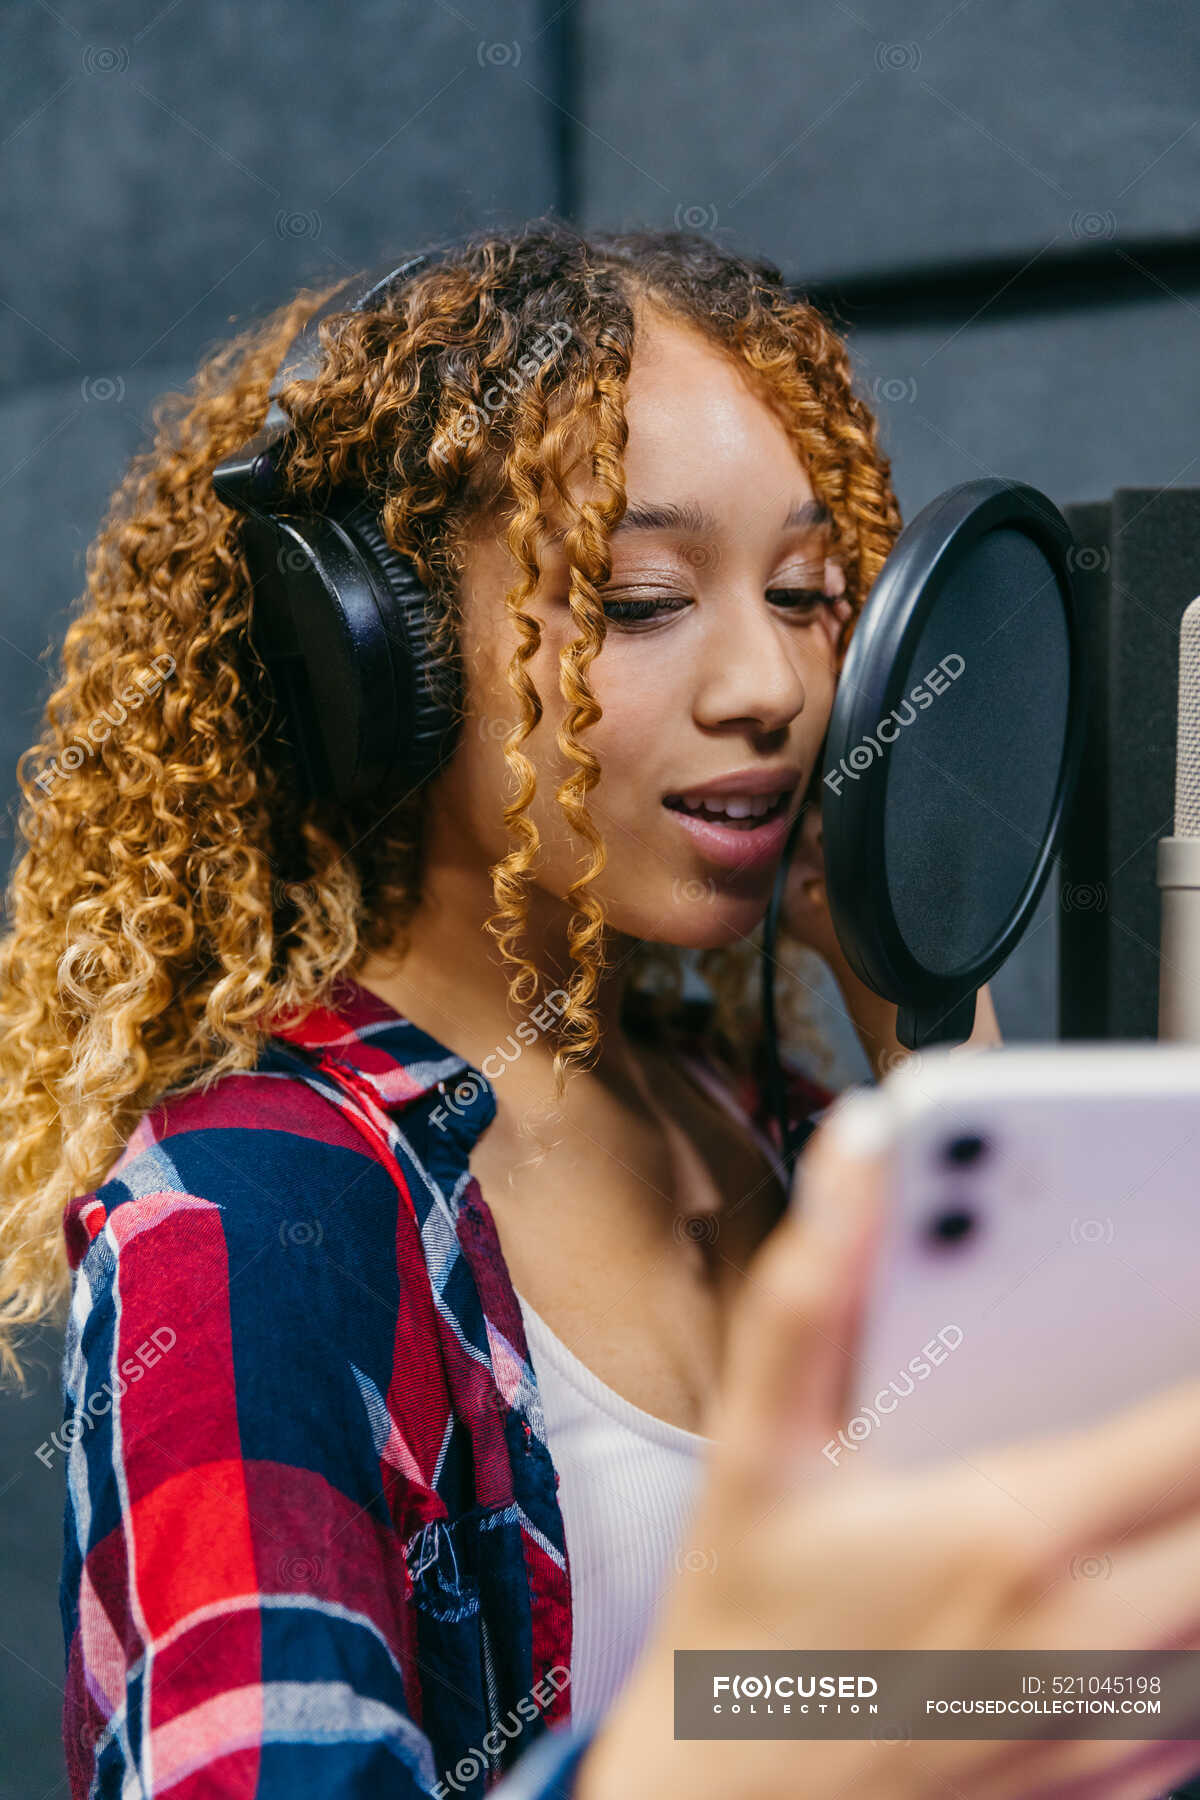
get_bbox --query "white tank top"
[514,1288,710,1727]
[513,1048,791,1728]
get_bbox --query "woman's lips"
[662,794,799,873]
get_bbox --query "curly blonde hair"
[0,217,902,1379]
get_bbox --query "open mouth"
[662,791,792,831]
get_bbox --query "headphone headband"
[213,247,452,515]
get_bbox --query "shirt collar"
[260,972,498,1145]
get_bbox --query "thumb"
[706,1088,892,1498]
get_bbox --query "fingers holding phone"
[577,1052,1200,1800]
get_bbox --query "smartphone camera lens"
[925,1206,978,1248]
[941,1132,989,1166]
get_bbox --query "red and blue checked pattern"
[59,974,835,1797]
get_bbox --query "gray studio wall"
[4,1,1200,1792]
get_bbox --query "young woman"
[3,220,1200,1800]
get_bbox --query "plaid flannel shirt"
[59,973,835,1797]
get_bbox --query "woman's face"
[441,305,853,950]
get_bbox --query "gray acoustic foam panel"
[0,1325,70,1800]
[577,0,1200,285]
[0,367,207,873]
[833,294,1200,531]
[2,0,561,400]
[1059,488,1200,1041]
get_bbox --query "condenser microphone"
[1156,594,1200,1041]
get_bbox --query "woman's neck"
[354,850,645,1097]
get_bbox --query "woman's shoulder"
[60,1042,440,1482]
[63,1041,400,1275]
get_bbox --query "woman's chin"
[629,893,772,951]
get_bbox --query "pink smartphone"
[832,1042,1200,1473]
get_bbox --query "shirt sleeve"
[58,1164,601,1799]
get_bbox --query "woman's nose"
[691,595,812,732]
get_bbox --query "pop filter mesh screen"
[882,528,1069,976]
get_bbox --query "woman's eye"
[599,594,690,623]
[597,586,837,626]
[766,586,835,614]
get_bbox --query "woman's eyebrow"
[609,497,831,537]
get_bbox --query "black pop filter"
[762,478,1088,1177]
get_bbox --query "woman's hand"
[576,1104,1200,1800]
[778,785,844,970]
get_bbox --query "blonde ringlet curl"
[0,219,902,1379]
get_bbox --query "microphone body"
[1157,839,1200,1040]
[1157,595,1200,1041]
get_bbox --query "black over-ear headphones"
[211,244,467,807]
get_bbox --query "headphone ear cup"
[332,501,463,798]
[242,495,461,807]
[213,246,470,806]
